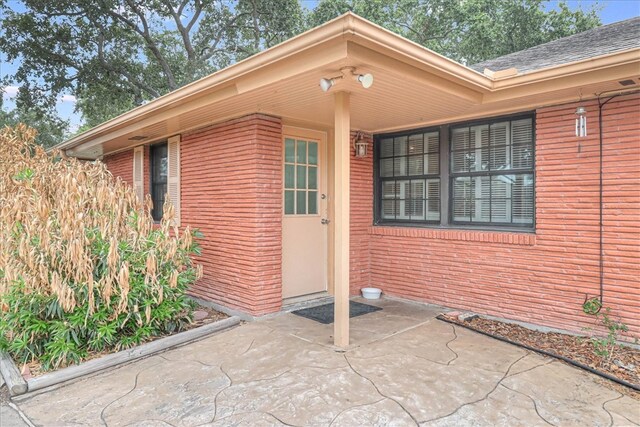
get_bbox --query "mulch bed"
[442,314,639,399]
[22,305,227,378]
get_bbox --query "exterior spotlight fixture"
[319,67,374,92]
[319,78,336,92]
[353,131,368,157]
[575,106,587,137]
[357,73,374,89]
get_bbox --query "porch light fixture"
[575,106,587,137]
[319,67,374,92]
[319,77,336,92]
[353,131,368,157]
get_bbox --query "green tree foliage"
[0,0,601,143]
[308,0,601,64]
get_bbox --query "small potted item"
[361,287,382,300]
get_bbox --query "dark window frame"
[373,112,536,232]
[149,142,168,221]
[374,125,442,226]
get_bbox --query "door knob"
[321,218,330,225]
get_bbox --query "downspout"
[595,89,640,305]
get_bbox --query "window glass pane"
[308,191,318,214]
[285,138,295,163]
[471,176,491,223]
[424,153,439,174]
[296,140,307,163]
[296,190,306,214]
[284,164,295,189]
[512,144,533,169]
[512,174,534,224]
[296,165,306,189]
[451,150,468,173]
[511,119,532,146]
[394,136,408,156]
[394,157,407,176]
[490,144,509,170]
[284,190,295,215]
[490,122,508,146]
[380,159,393,177]
[308,166,317,189]
[408,155,423,176]
[308,142,318,165]
[382,200,397,219]
[425,132,439,153]
[408,134,423,154]
[380,138,394,158]
[451,128,470,151]
[382,181,397,199]
[409,199,425,220]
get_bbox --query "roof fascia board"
[491,48,640,89]
[484,61,640,103]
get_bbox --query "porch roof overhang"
[56,12,640,160]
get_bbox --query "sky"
[1,0,639,131]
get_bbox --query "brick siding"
[361,94,639,337]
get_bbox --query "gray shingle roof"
[470,17,640,74]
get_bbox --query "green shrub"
[0,125,202,369]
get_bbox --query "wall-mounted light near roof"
[575,106,587,137]
[319,67,373,92]
[618,79,636,86]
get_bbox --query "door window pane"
[308,142,318,165]
[284,190,295,215]
[308,166,317,189]
[296,190,306,214]
[308,191,318,214]
[284,165,295,189]
[296,165,306,189]
[285,138,295,163]
[296,140,307,163]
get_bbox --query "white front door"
[282,128,328,299]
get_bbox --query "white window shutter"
[133,147,144,203]
[167,135,181,226]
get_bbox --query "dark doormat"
[292,300,382,324]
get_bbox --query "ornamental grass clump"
[0,125,203,369]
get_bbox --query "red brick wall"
[363,94,640,337]
[180,114,283,315]
[103,114,283,316]
[103,150,133,185]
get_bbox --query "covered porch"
[58,13,638,347]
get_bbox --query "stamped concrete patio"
[6,297,639,426]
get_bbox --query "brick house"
[56,14,640,346]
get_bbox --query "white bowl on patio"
[361,287,382,299]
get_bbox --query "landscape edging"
[436,314,640,392]
[2,316,241,396]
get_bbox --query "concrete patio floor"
[4,297,639,426]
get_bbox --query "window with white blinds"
[450,118,534,226]
[375,114,535,229]
[378,131,440,223]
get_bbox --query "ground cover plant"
[0,125,202,370]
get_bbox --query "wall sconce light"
[575,106,587,137]
[319,68,374,92]
[353,131,368,157]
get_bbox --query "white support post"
[333,91,350,347]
